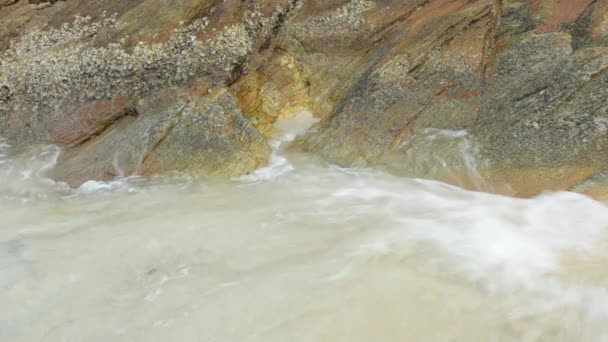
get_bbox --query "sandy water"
[2,114,608,341]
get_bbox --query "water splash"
[239,111,319,182]
[2,126,608,341]
[0,141,69,200]
[2,161,608,341]
[384,128,493,191]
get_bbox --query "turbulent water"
[2,114,608,342]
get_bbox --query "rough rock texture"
[2,0,608,197]
[49,89,270,186]
[298,0,493,167]
[231,49,311,134]
[0,0,283,184]
[292,0,608,197]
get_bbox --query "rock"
[297,0,493,172]
[473,33,608,196]
[47,96,139,147]
[0,0,18,7]
[466,0,608,196]
[0,0,280,184]
[230,50,311,133]
[141,90,271,178]
[572,171,608,202]
[28,0,60,4]
[294,0,608,198]
[50,90,270,186]
[0,85,9,102]
[2,0,608,197]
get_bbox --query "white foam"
[271,111,320,142]
[239,154,295,182]
[240,111,319,182]
[76,177,140,194]
[0,143,69,199]
[3,125,608,341]
[331,180,608,326]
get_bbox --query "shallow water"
[2,115,608,342]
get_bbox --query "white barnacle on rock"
[298,0,375,40]
[1,9,267,112]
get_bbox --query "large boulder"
[0,0,285,185]
[294,0,497,186]
[294,0,608,197]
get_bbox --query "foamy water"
[2,114,608,341]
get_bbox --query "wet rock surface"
[1,0,608,196]
[295,0,608,197]
[49,90,270,186]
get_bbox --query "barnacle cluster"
[0,10,267,111]
[297,0,375,41]
[1,13,119,63]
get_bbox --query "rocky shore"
[1,0,607,198]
